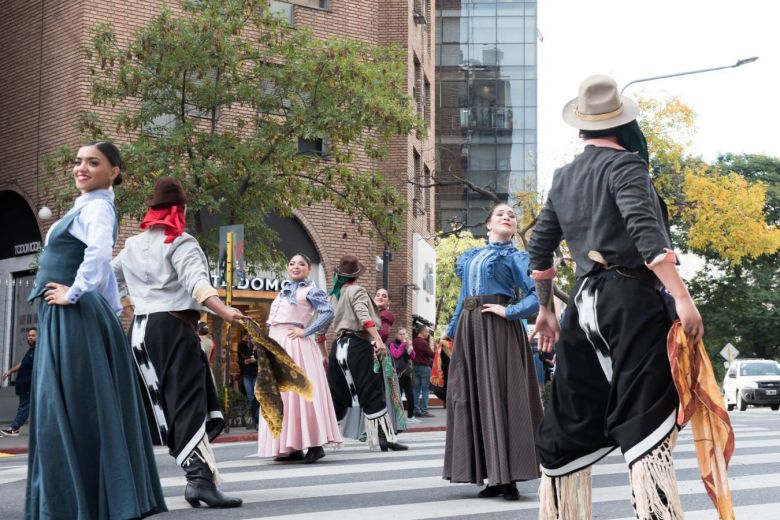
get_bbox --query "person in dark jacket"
[529,75,702,519]
[238,332,260,430]
[411,325,435,418]
[1,328,37,436]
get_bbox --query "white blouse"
[45,189,122,314]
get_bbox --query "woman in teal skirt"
[26,141,167,519]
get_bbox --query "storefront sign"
[0,191,42,260]
[211,274,289,292]
[13,241,41,256]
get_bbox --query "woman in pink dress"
[257,254,342,463]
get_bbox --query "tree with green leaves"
[45,0,422,267]
[639,96,780,263]
[434,231,484,331]
[688,154,780,369]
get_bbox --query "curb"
[0,446,28,455]
[213,425,446,444]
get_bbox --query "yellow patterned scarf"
[240,318,314,438]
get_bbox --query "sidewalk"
[0,424,29,455]
[0,399,447,455]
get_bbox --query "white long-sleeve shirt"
[44,189,122,314]
[112,228,218,315]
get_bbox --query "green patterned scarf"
[328,274,353,300]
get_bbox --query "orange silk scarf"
[667,321,735,520]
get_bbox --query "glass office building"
[435,0,537,234]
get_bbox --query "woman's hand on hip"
[44,283,71,306]
[481,303,506,318]
[287,327,305,339]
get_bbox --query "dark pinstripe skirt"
[443,295,542,486]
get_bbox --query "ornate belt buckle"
[464,297,477,311]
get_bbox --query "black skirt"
[130,312,224,465]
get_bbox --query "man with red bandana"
[112,177,245,509]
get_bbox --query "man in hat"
[326,254,407,452]
[112,176,245,509]
[528,75,703,519]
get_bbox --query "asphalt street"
[1,408,780,519]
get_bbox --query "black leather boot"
[182,449,243,508]
[378,425,409,452]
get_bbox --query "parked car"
[723,359,780,411]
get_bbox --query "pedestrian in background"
[258,253,342,464]
[26,141,166,518]
[411,324,435,418]
[441,203,541,501]
[198,322,215,365]
[238,331,260,430]
[374,288,407,434]
[1,327,37,436]
[388,328,419,423]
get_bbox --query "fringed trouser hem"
[629,430,683,520]
[538,467,592,520]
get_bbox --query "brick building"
[0,0,435,415]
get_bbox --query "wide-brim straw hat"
[335,254,364,278]
[562,74,639,131]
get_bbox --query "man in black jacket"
[529,75,703,520]
[1,328,36,436]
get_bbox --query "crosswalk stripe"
[593,450,780,475]
[112,432,780,488]
[164,475,452,510]
[220,449,448,469]
[160,458,446,487]
[612,501,780,520]
[233,473,780,519]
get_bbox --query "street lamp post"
[621,57,758,93]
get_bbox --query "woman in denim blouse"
[441,203,543,501]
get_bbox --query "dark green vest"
[29,209,86,302]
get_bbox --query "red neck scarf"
[140,205,186,243]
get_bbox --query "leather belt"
[613,266,661,288]
[339,330,373,341]
[168,309,200,330]
[463,294,512,311]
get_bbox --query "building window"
[288,0,329,9]
[423,164,431,214]
[413,150,424,216]
[268,1,295,24]
[424,77,431,127]
[414,57,423,118]
[298,137,329,156]
[413,0,429,24]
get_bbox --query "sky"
[536,0,780,190]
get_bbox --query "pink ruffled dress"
[257,282,342,456]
